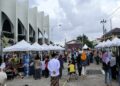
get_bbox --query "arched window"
[2,12,14,38]
[29,24,35,43]
[2,20,11,32]
[18,19,26,41]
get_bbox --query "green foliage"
[77,34,93,48]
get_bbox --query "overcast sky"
[29,0,120,45]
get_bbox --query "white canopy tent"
[30,42,43,51]
[95,42,102,48]
[48,44,55,51]
[104,40,112,47]
[95,37,120,48]
[41,44,49,51]
[3,45,15,52]
[111,37,120,47]
[3,40,31,52]
[44,44,65,51]
[96,41,106,48]
[58,46,65,50]
[3,40,65,52]
[53,45,65,51]
[82,44,88,49]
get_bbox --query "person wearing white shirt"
[48,53,60,86]
[0,68,7,86]
[41,60,45,77]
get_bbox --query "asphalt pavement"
[6,63,118,86]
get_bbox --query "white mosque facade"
[0,0,49,46]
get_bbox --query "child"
[68,61,77,81]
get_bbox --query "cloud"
[29,0,120,45]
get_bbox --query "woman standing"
[102,50,112,86]
[44,56,49,78]
[34,54,41,80]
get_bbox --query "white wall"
[29,7,38,42]
[0,0,1,35]
[43,15,49,35]
[43,15,49,43]
[37,12,44,34]
[0,0,17,42]
[17,0,29,41]
[0,0,49,43]
[1,0,16,25]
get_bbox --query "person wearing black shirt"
[76,53,82,76]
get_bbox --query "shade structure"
[41,44,65,51]
[95,42,102,48]
[82,44,88,49]
[3,40,31,52]
[30,42,43,51]
[111,37,120,47]
[3,45,15,52]
[52,45,65,51]
[48,44,55,50]
[99,41,106,48]
[104,40,112,47]
[57,46,65,50]
[41,44,49,51]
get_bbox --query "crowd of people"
[0,52,65,86]
[66,48,120,86]
[0,48,120,86]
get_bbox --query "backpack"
[81,51,87,61]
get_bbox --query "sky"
[29,0,120,45]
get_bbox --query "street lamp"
[100,19,107,41]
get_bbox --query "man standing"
[58,54,64,79]
[76,51,82,76]
[81,50,87,78]
[48,53,60,86]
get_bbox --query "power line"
[101,6,120,31]
[107,6,120,19]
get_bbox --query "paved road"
[6,63,118,86]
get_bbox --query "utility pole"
[110,19,112,30]
[100,19,107,41]
[65,38,66,50]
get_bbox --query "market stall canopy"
[111,37,120,46]
[3,40,31,52]
[48,44,55,50]
[41,44,49,51]
[104,40,112,47]
[98,41,106,48]
[53,45,65,51]
[82,44,88,49]
[95,42,102,48]
[3,45,15,52]
[30,42,43,51]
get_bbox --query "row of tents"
[95,37,120,48]
[3,40,65,52]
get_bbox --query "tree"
[77,34,93,48]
